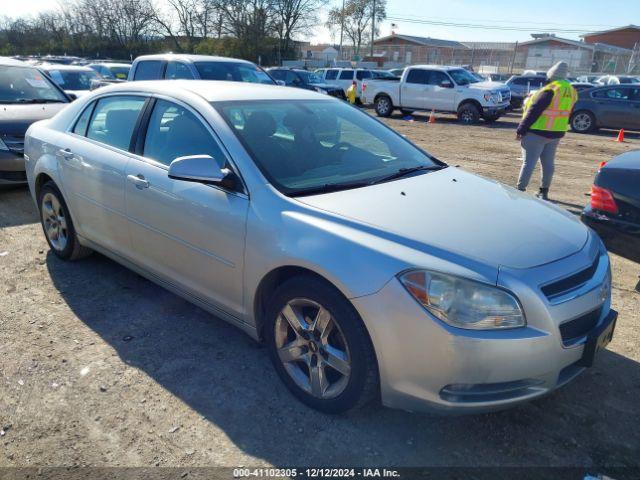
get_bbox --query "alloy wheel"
[41,192,68,252]
[573,112,592,132]
[377,98,390,115]
[274,298,352,399]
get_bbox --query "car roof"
[133,54,253,65]
[89,62,130,68]
[92,80,331,102]
[407,65,464,70]
[40,64,94,71]
[0,56,28,67]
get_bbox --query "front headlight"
[483,91,501,103]
[399,270,525,330]
[0,138,8,151]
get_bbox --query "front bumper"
[352,239,614,414]
[0,150,27,185]
[482,105,508,117]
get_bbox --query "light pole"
[370,0,376,58]
[339,0,345,60]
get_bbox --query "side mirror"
[276,80,286,86]
[440,80,454,88]
[168,154,238,191]
[66,92,78,101]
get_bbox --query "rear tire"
[457,102,481,124]
[571,110,596,133]
[374,95,393,117]
[38,181,92,261]
[264,275,379,413]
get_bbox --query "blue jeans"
[516,132,561,191]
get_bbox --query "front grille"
[1,135,25,154]
[559,307,601,346]
[0,170,27,181]
[541,255,599,301]
[500,90,511,102]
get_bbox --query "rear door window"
[405,69,428,84]
[356,70,371,80]
[86,96,146,151]
[325,69,339,80]
[133,61,164,80]
[593,88,631,100]
[339,70,354,80]
[165,62,194,80]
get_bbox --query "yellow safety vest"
[523,80,577,132]
[346,84,357,104]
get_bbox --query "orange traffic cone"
[428,109,436,124]
[615,129,625,142]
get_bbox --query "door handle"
[58,148,74,159]
[127,174,149,189]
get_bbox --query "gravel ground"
[1,111,639,469]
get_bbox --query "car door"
[60,94,148,257]
[593,87,635,129]
[427,70,455,111]
[629,88,640,129]
[124,98,249,316]
[401,69,430,109]
[337,69,354,94]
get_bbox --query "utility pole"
[370,0,376,58]
[339,0,345,60]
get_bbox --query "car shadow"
[45,250,640,467]
[0,186,38,228]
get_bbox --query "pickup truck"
[362,65,511,124]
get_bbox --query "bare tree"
[272,0,325,60]
[326,0,385,56]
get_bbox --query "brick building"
[581,25,640,50]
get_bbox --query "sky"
[4,0,639,45]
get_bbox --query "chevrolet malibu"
[25,81,617,414]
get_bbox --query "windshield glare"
[448,69,480,85]
[48,69,100,90]
[195,62,274,85]
[0,66,68,103]
[299,71,323,84]
[215,100,440,196]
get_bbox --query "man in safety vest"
[346,80,357,105]
[515,61,577,200]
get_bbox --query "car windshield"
[107,66,130,80]
[0,65,68,103]
[214,99,442,196]
[448,69,480,85]
[194,62,274,84]
[298,71,323,84]
[47,69,100,90]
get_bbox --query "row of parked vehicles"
[1,51,637,415]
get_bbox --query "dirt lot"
[1,111,639,469]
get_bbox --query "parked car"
[266,67,345,98]
[88,62,131,82]
[128,54,275,85]
[582,151,640,261]
[39,64,102,99]
[371,69,398,80]
[388,68,405,77]
[0,57,70,186]
[577,75,599,84]
[362,65,511,123]
[25,80,616,414]
[316,68,373,100]
[505,75,547,109]
[485,73,511,83]
[570,85,640,133]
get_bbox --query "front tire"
[457,102,481,124]
[264,275,378,413]
[571,110,596,133]
[38,181,92,261]
[374,95,393,117]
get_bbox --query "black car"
[570,85,640,133]
[505,75,547,109]
[267,68,345,99]
[582,151,640,261]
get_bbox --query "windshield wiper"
[369,165,446,185]
[14,99,66,104]
[291,180,372,197]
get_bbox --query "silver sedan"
[25,80,617,414]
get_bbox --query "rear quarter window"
[325,69,339,80]
[133,61,164,81]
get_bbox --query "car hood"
[311,83,342,91]
[296,167,588,269]
[467,80,508,91]
[0,103,67,136]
